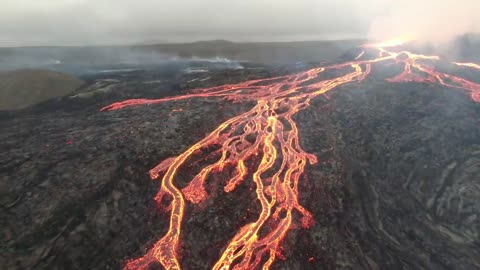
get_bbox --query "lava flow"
[101,42,480,270]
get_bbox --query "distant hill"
[0,40,364,74]
[0,69,84,110]
[139,40,364,64]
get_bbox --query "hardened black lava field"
[1,41,480,270]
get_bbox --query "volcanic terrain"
[1,41,480,270]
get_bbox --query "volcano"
[1,41,480,270]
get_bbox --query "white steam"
[367,0,480,43]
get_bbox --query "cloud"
[0,0,478,46]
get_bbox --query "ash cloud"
[0,1,478,47]
[0,0,368,46]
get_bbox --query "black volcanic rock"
[1,66,479,269]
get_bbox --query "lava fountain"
[101,43,480,269]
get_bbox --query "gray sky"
[0,0,479,46]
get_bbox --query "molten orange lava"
[101,45,480,269]
[454,62,480,70]
[363,37,411,48]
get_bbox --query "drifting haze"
[0,0,478,46]
[368,0,480,43]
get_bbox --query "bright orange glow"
[101,44,480,270]
[355,50,366,60]
[453,62,480,70]
[363,37,411,48]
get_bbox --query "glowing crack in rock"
[453,62,480,70]
[100,44,480,270]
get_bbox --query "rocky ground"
[1,64,479,269]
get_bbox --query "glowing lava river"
[100,43,480,269]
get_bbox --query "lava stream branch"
[102,46,480,270]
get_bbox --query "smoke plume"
[367,0,480,44]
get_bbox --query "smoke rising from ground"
[0,1,478,46]
[367,0,480,44]
[0,47,174,72]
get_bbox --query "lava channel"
[100,43,480,270]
